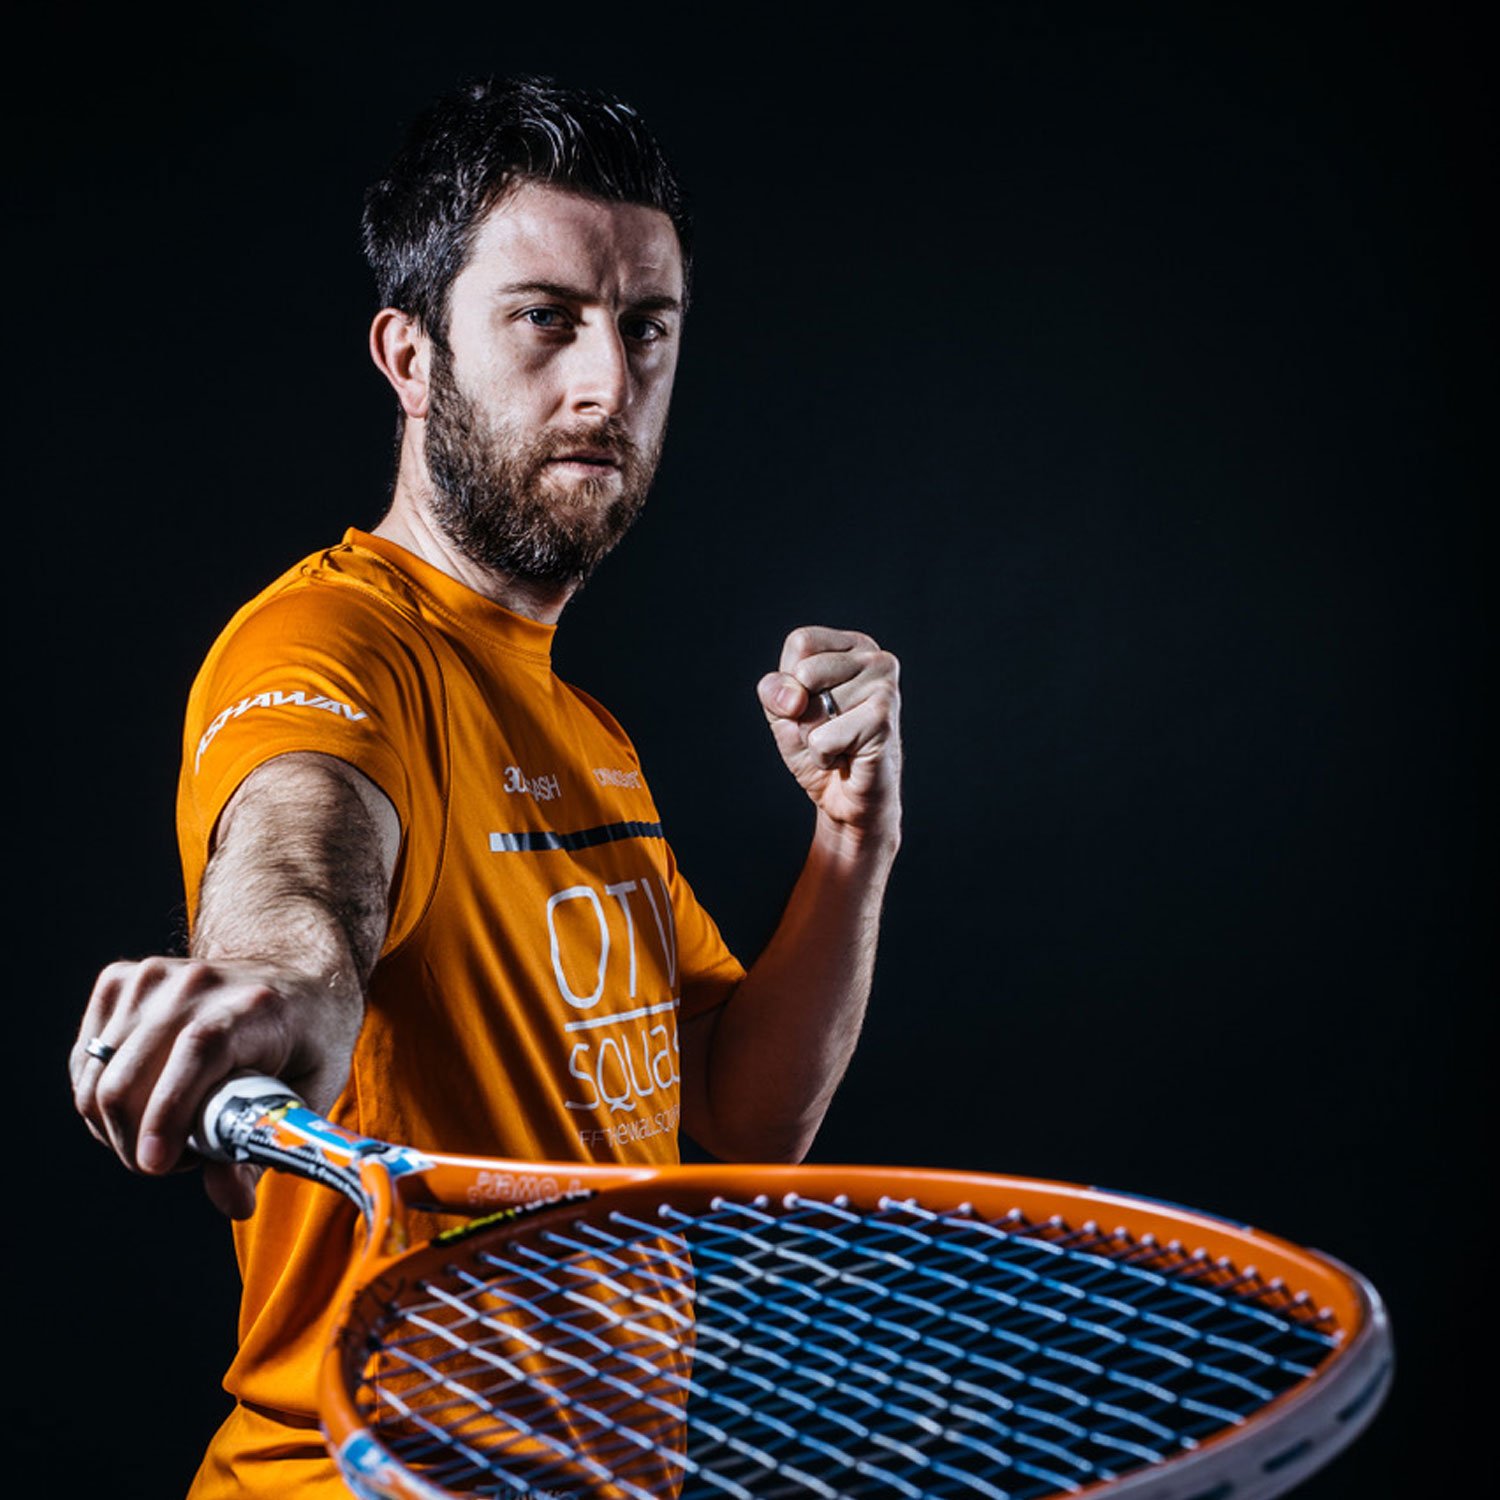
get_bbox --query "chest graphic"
[544,872,684,1129]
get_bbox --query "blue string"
[358,1194,1339,1499]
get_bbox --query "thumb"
[203,1160,264,1220]
[758,671,807,722]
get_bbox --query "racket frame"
[199,1075,1392,1500]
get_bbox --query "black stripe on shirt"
[487,820,665,853]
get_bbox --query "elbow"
[695,1111,824,1165]
[735,1134,815,1166]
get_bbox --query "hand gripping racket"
[196,1075,1392,1500]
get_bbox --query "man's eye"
[623,318,667,343]
[523,307,571,330]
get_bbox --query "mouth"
[548,449,620,470]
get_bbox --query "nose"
[566,320,630,419]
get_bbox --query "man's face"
[423,180,684,586]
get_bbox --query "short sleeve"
[664,845,745,1021]
[176,575,444,939]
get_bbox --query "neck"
[374,434,578,625]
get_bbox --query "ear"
[369,308,432,420]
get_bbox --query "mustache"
[531,420,638,465]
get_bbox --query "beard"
[422,343,663,586]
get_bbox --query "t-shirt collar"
[346,528,558,663]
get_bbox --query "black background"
[19,2,1487,1495]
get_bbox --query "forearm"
[689,814,899,1162]
[193,754,391,1003]
[72,752,398,1202]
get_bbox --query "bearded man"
[69,76,902,1497]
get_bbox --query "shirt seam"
[339,545,556,669]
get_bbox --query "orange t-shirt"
[177,530,743,1494]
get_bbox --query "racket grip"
[191,1074,305,1161]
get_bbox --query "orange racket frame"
[198,1075,1392,1500]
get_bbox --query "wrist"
[811,806,902,872]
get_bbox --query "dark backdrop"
[19,3,1487,1495]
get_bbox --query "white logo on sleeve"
[195,688,369,770]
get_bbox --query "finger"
[804,689,899,767]
[787,647,898,705]
[757,670,809,723]
[779,626,874,675]
[136,983,284,1175]
[70,960,133,1094]
[73,960,161,1155]
[91,959,225,1171]
[203,1161,264,1220]
[73,1032,128,1135]
[92,1030,170,1173]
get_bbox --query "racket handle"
[192,1074,305,1161]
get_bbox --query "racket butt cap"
[192,1073,305,1160]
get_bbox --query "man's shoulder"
[213,535,428,649]
[188,535,444,717]
[555,678,645,764]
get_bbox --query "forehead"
[457,180,683,302]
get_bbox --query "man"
[69,76,901,1496]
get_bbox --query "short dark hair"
[362,76,693,343]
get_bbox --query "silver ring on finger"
[84,1037,118,1065]
[819,689,840,718]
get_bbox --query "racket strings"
[673,1200,1324,1428]
[358,1226,700,1497]
[350,1196,1340,1498]
[644,1203,1274,1492]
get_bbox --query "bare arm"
[69,751,399,1215]
[680,628,902,1163]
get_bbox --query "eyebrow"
[493,280,682,314]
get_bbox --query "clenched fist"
[758,626,903,854]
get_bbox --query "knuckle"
[180,980,285,1053]
[128,955,178,995]
[94,1074,132,1130]
[89,961,134,1012]
[176,958,219,991]
[131,962,209,1024]
[178,1011,239,1059]
[239,980,289,1019]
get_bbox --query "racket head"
[319,1165,1392,1500]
